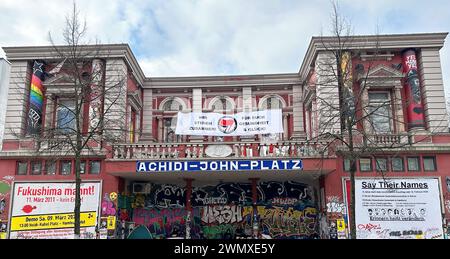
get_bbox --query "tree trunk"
[74,154,81,239]
[349,160,357,239]
[346,118,357,239]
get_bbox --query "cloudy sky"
[0,0,449,98]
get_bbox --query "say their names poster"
[355,178,444,239]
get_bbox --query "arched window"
[164,116,179,143]
[163,99,183,111]
[259,95,287,141]
[210,96,234,113]
[259,95,284,110]
[159,98,186,142]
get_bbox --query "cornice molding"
[145,73,301,89]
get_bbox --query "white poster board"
[8,181,101,239]
[175,109,283,136]
[355,178,443,239]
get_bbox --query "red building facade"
[0,33,449,239]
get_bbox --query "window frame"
[367,91,393,134]
[359,158,373,172]
[391,157,404,172]
[210,96,234,114]
[30,161,42,175]
[407,156,421,172]
[45,161,57,175]
[79,161,86,175]
[60,160,72,175]
[375,157,388,172]
[162,99,183,112]
[343,159,351,172]
[16,161,29,175]
[422,156,437,172]
[260,96,284,111]
[161,98,185,143]
[56,98,78,134]
[89,160,101,175]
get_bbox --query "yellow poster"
[107,216,116,230]
[337,218,346,232]
[10,211,97,231]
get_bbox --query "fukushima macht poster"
[355,178,444,239]
[8,181,101,239]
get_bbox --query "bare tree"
[11,3,129,238]
[304,1,444,239]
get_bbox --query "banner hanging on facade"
[27,60,46,135]
[402,49,425,129]
[355,178,444,239]
[175,109,283,136]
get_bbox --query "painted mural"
[124,181,319,239]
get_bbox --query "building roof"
[3,32,448,87]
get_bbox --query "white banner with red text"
[175,109,283,136]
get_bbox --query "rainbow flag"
[27,61,46,134]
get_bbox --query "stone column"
[190,88,204,142]
[44,94,54,130]
[311,99,317,139]
[241,87,255,142]
[361,87,371,133]
[157,117,163,142]
[141,89,154,141]
[394,86,405,133]
[243,87,252,112]
[283,114,288,141]
[305,108,311,139]
[291,84,305,140]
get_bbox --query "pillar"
[241,87,255,141]
[184,178,193,239]
[394,86,406,132]
[402,49,425,130]
[89,59,104,132]
[141,89,154,141]
[190,88,204,142]
[292,84,305,140]
[249,178,259,238]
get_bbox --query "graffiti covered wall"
[127,181,319,239]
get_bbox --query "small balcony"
[110,140,330,160]
[366,133,410,146]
